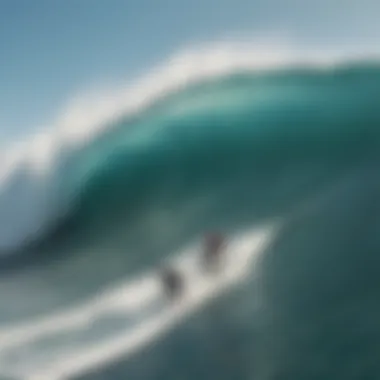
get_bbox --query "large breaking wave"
[1,43,380,380]
[1,46,380,261]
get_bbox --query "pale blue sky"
[1,0,379,139]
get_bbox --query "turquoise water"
[0,61,380,379]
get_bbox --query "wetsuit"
[161,267,183,300]
[203,232,225,273]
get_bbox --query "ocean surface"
[1,50,380,379]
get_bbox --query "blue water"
[0,58,380,379]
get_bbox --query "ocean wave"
[0,43,380,259]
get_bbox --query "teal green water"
[74,163,380,380]
[49,64,380,282]
[1,62,380,379]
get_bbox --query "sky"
[0,0,379,140]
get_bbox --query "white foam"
[0,227,275,380]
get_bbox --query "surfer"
[160,266,184,301]
[202,231,226,274]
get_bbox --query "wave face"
[2,62,380,257]
[1,55,380,380]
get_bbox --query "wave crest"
[0,42,379,253]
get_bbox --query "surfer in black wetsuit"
[160,266,184,300]
[202,231,226,274]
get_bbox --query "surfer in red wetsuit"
[202,231,226,273]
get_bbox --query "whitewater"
[1,43,380,380]
[0,229,273,380]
